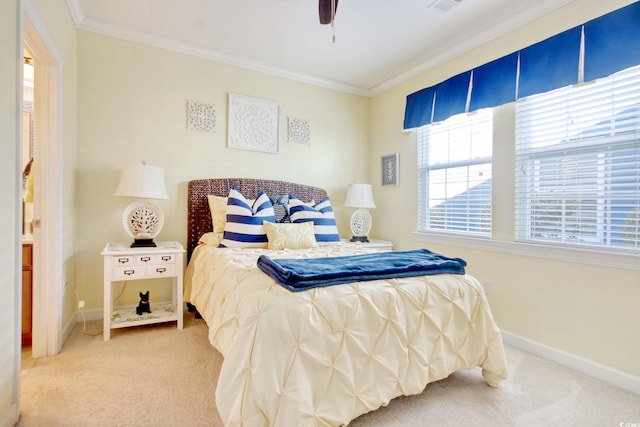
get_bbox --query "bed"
[184,178,508,426]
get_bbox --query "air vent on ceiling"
[429,0,462,12]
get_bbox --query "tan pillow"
[198,232,223,247]
[207,195,227,233]
[263,221,318,250]
[208,194,256,233]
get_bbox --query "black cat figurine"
[136,291,151,315]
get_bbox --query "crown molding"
[76,17,370,97]
[64,0,84,27]
[67,0,574,98]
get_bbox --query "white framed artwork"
[228,93,279,153]
[381,153,399,186]
[186,100,216,132]
[288,117,311,144]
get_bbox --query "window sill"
[412,232,640,271]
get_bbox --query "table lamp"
[344,183,376,243]
[114,162,169,247]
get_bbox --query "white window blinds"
[418,110,493,236]
[515,65,640,251]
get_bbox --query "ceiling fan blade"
[319,0,338,25]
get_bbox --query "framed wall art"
[186,100,217,133]
[228,93,279,153]
[381,153,399,186]
[287,117,311,145]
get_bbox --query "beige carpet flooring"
[18,317,640,427]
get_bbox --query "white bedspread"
[185,243,508,426]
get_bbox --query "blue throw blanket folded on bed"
[256,249,467,292]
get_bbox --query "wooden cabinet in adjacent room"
[22,242,33,347]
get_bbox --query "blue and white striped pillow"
[219,187,275,248]
[288,195,340,243]
[269,194,291,223]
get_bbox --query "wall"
[369,0,640,378]
[75,31,370,309]
[0,0,20,424]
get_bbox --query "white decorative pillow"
[263,221,318,250]
[288,195,340,243]
[207,195,228,233]
[219,187,275,248]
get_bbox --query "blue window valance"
[468,52,518,112]
[403,86,436,130]
[404,1,640,130]
[518,26,582,99]
[583,2,640,81]
[433,71,471,122]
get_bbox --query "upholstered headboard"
[187,178,328,259]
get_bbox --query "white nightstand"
[340,238,393,251]
[101,241,185,341]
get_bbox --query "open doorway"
[21,50,34,351]
[23,11,63,359]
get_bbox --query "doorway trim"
[23,1,63,357]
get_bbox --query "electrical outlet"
[77,300,85,309]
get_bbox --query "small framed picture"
[381,153,399,186]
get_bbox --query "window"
[515,65,640,251]
[417,109,493,236]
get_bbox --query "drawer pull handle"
[140,256,151,262]
[161,256,172,261]
[117,258,129,264]
[156,267,166,274]
[124,270,135,276]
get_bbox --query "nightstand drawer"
[113,253,177,267]
[145,263,177,278]
[113,255,135,266]
[136,253,177,264]
[113,265,145,280]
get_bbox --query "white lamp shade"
[114,164,169,200]
[344,183,376,208]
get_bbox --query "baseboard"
[0,403,18,427]
[76,307,103,322]
[501,330,640,395]
[62,315,76,343]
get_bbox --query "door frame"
[23,2,63,358]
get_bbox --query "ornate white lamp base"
[122,200,164,247]
[350,208,372,243]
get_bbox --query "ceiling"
[68,0,575,96]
